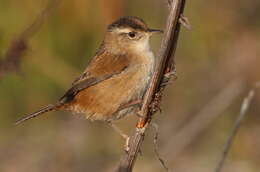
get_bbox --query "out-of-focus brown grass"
[0,0,259,172]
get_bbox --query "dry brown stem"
[214,81,260,172]
[115,0,186,171]
[0,0,60,79]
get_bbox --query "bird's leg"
[108,122,130,152]
[117,99,142,112]
[161,68,177,87]
[117,99,145,119]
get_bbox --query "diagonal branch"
[115,0,186,171]
[214,81,260,172]
[0,0,60,80]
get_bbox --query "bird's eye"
[128,32,136,38]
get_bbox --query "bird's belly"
[68,66,152,121]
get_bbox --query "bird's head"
[104,16,162,54]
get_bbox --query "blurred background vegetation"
[0,0,260,171]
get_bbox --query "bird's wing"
[59,50,130,103]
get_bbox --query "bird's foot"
[161,69,177,87]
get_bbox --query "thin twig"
[152,123,169,172]
[115,0,186,171]
[214,82,260,172]
[0,0,60,79]
[167,0,191,30]
[179,14,191,30]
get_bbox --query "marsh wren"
[16,16,162,146]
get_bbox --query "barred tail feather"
[15,104,61,125]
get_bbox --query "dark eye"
[128,32,136,38]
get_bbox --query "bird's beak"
[148,28,163,34]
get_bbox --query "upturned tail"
[15,103,62,125]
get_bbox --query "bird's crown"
[108,16,148,32]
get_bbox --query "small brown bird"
[16,16,162,145]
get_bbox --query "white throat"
[133,37,151,53]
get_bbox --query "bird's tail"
[15,103,62,125]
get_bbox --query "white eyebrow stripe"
[114,28,133,33]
